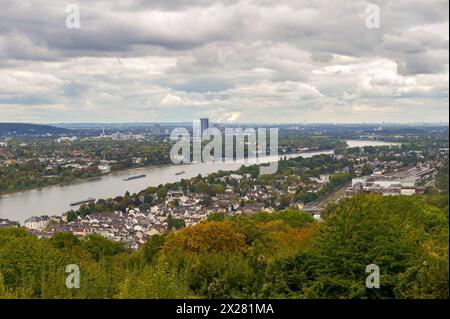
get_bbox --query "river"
[0,140,400,222]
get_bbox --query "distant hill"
[0,123,71,136]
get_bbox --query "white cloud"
[0,0,448,123]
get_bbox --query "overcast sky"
[0,0,448,123]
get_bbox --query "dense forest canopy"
[0,123,71,136]
[0,194,448,299]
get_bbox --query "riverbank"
[0,148,337,197]
[0,175,102,197]
[0,140,401,223]
[0,162,177,197]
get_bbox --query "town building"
[24,215,51,230]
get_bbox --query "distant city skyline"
[0,0,448,123]
[1,120,449,126]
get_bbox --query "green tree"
[82,234,126,261]
[142,234,166,264]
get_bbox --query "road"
[304,182,351,213]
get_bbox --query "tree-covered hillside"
[0,194,448,299]
[0,123,70,137]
